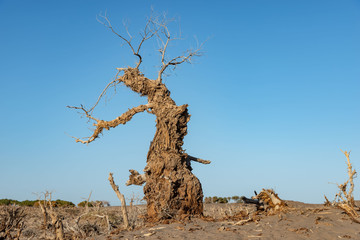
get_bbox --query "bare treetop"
[96,12,203,82]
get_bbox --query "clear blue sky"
[1,0,359,205]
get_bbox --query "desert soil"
[2,201,360,240]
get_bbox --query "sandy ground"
[1,201,360,239]
[107,201,360,240]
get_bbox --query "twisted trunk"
[121,68,204,219]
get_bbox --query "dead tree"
[325,150,360,223]
[37,191,65,240]
[68,13,210,220]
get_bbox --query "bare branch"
[97,13,136,54]
[68,104,152,144]
[67,105,99,122]
[152,16,205,82]
[97,13,159,69]
[122,19,133,40]
[87,69,124,114]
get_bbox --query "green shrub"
[18,200,38,207]
[0,199,20,206]
[77,201,94,207]
[231,196,240,201]
[0,198,75,207]
[204,196,229,204]
[216,197,228,203]
[54,199,75,207]
[77,200,105,207]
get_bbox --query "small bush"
[216,197,228,204]
[18,200,37,207]
[0,199,75,207]
[77,201,94,207]
[204,196,230,204]
[54,199,75,207]
[77,200,104,208]
[204,197,212,204]
[0,199,20,206]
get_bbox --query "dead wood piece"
[324,195,331,207]
[70,208,111,237]
[241,196,261,205]
[108,173,130,229]
[234,217,254,226]
[253,189,287,214]
[337,204,360,224]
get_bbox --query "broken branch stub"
[126,169,146,186]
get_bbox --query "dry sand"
[108,201,360,240]
[2,201,360,239]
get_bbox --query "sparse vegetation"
[204,196,244,204]
[0,199,74,207]
[204,196,229,204]
[0,198,358,239]
[0,199,20,206]
[0,206,26,239]
[325,150,360,223]
[54,199,75,208]
[77,201,95,208]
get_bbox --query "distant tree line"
[204,196,244,204]
[0,199,110,207]
[0,199,75,207]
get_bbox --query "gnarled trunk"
[121,68,204,219]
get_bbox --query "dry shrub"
[325,150,360,223]
[0,206,26,240]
